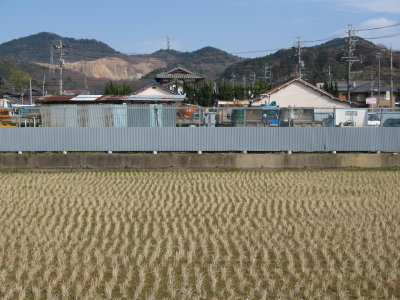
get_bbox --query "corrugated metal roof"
[70,95,103,101]
[36,94,185,103]
[36,95,77,102]
[126,95,185,102]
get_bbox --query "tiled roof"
[155,67,204,80]
[261,77,338,99]
[337,81,393,93]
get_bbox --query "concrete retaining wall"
[0,153,399,170]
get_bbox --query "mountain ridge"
[1,32,399,93]
[0,33,243,88]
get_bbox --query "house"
[154,67,204,93]
[252,77,351,108]
[129,80,186,102]
[0,75,42,104]
[36,81,185,127]
[336,81,398,107]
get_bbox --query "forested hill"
[1,32,399,91]
[0,33,243,85]
[221,38,400,84]
[0,32,123,63]
[145,46,244,79]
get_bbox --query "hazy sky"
[1,0,399,57]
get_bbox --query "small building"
[154,67,204,93]
[252,77,351,108]
[36,81,185,127]
[336,81,398,107]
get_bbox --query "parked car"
[383,118,400,127]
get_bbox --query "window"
[345,111,357,117]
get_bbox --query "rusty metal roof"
[36,93,185,103]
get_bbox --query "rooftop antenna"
[167,35,171,50]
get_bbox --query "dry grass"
[0,169,399,299]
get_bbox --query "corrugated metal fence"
[0,127,399,152]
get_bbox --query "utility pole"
[231,73,236,89]
[29,78,33,105]
[370,73,374,98]
[84,77,88,92]
[342,25,359,102]
[53,40,67,95]
[376,52,381,107]
[42,74,46,96]
[264,64,273,84]
[390,47,394,107]
[49,45,55,77]
[294,37,305,79]
[327,66,332,85]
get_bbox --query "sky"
[0,0,399,58]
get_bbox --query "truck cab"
[367,113,381,126]
[261,106,280,127]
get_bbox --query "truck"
[261,106,280,127]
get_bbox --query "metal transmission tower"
[294,37,305,79]
[167,36,171,50]
[53,40,67,95]
[342,25,359,102]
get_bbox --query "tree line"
[103,81,132,95]
[103,80,273,106]
[322,81,339,97]
[182,80,272,106]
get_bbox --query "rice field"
[0,169,399,299]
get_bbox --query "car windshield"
[368,114,380,121]
[262,110,279,119]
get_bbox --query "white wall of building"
[256,81,350,108]
[335,108,368,126]
[136,86,173,96]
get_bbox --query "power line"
[303,32,347,44]
[357,23,400,32]
[230,48,283,55]
[363,33,400,40]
